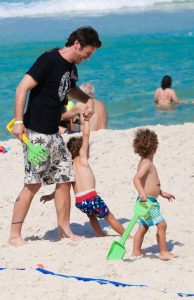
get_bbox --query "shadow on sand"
[25,217,129,241]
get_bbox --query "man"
[60,83,107,132]
[9,26,102,246]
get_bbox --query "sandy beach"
[0,123,194,300]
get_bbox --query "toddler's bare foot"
[96,231,106,237]
[130,253,144,261]
[8,237,27,247]
[159,252,177,260]
[131,251,143,257]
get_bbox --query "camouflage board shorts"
[23,129,75,185]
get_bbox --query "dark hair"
[133,128,158,158]
[65,26,102,48]
[67,136,83,159]
[161,75,172,90]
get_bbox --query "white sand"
[0,123,194,300]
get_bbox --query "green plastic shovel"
[107,201,152,260]
[6,118,49,167]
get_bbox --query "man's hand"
[12,123,25,142]
[160,190,175,202]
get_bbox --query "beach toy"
[66,100,74,110]
[36,264,45,269]
[6,118,49,167]
[0,145,10,153]
[107,201,153,260]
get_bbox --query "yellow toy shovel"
[6,119,49,167]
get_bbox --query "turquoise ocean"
[1,0,194,140]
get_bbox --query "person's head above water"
[161,75,172,90]
[80,83,95,98]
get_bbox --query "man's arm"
[133,161,150,201]
[13,74,38,141]
[68,86,94,119]
[68,86,90,103]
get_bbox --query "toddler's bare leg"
[132,224,148,257]
[88,214,106,237]
[104,212,125,235]
[156,221,175,260]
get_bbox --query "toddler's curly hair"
[67,136,83,159]
[133,128,158,158]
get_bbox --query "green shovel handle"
[118,213,139,245]
[118,200,155,246]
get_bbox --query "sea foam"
[0,0,193,19]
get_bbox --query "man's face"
[73,41,96,64]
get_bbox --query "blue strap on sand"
[0,267,194,297]
[36,267,147,288]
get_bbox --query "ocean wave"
[0,0,194,18]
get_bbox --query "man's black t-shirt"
[24,48,78,134]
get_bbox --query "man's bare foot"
[68,233,85,241]
[63,233,85,241]
[159,252,177,260]
[40,193,55,204]
[59,228,84,241]
[7,237,27,247]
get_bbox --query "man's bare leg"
[8,183,42,247]
[54,183,83,241]
[157,222,176,260]
[89,214,106,237]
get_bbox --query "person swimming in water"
[154,75,187,109]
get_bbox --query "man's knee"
[24,183,42,194]
[56,182,71,193]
